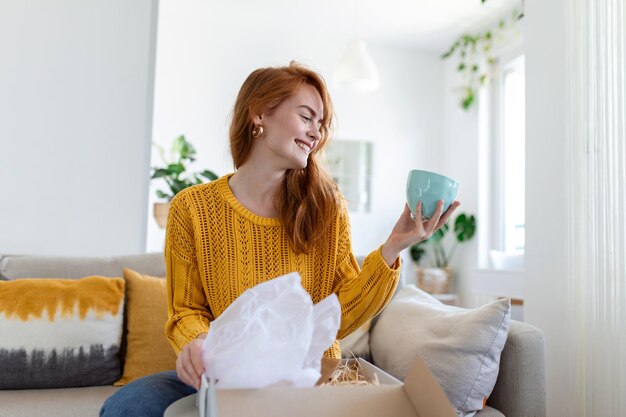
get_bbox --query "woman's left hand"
[381,200,461,267]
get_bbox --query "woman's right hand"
[176,333,207,389]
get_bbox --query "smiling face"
[252,84,324,171]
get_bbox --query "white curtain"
[568,0,626,415]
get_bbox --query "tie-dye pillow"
[0,276,125,389]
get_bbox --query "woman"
[101,61,459,417]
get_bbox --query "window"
[479,53,525,269]
[501,56,525,253]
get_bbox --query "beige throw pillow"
[370,285,511,417]
[114,269,177,386]
[338,320,371,360]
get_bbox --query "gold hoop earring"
[252,124,264,138]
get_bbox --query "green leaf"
[457,62,466,71]
[169,178,192,195]
[462,88,475,110]
[430,223,449,243]
[442,41,461,59]
[409,243,426,263]
[199,170,219,181]
[167,163,185,176]
[472,64,479,72]
[156,190,171,200]
[454,213,477,242]
[150,135,220,198]
[173,135,196,161]
[151,168,169,179]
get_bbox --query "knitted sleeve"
[333,207,401,340]
[164,192,214,355]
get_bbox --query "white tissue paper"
[200,272,341,389]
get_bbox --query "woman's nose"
[307,125,321,141]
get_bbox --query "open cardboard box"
[165,355,456,417]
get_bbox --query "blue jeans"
[100,371,196,417]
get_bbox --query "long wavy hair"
[229,62,341,254]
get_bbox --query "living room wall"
[524,1,572,414]
[145,0,446,266]
[439,58,481,306]
[0,0,158,256]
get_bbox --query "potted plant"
[151,135,218,228]
[409,212,476,293]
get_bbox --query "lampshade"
[333,40,380,93]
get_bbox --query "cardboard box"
[164,357,456,417]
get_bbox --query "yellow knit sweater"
[164,174,400,359]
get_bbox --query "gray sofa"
[0,254,546,417]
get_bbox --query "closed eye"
[298,105,324,129]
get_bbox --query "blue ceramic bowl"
[406,170,459,219]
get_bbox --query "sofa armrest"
[487,320,546,417]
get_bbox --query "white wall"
[0,0,158,256]
[146,0,445,263]
[524,1,575,415]
[440,59,481,304]
[438,3,579,412]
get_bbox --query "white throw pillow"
[338,320,371,360]
[370,285,511,417]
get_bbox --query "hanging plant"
[442,6,524,110]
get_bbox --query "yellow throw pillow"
[114,269,177,386]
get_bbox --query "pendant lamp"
[333,40,380,93]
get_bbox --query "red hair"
[229,62,340,254]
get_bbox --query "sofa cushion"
[370,285,511,417]
[339,254,407,361]
[0,385,119,417]
[0,253,165,279]
[338,320,371,361]
[485,320,547,417]
[0,276,125,389]
[115,269,177,386]
[476,405,505,417]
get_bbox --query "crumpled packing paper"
[200,272,341,389]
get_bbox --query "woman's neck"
[228,163,285,218]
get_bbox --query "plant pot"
[153,202,170,229]
[416,267,452,294]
